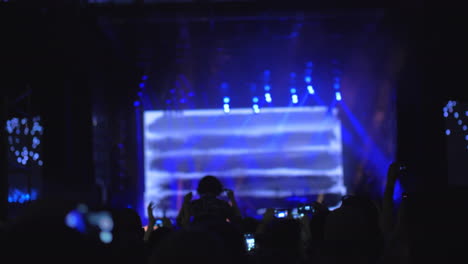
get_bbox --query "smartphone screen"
[155,219,163,227]
[244,233,255,251]
[274,209,288,218]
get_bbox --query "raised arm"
[176,192,193,228]
[144,202,156,242]
[225,189,242,219]
[380,162,400,239]
[256,208,275,235]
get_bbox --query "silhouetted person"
[177,175,241,227]
[321,195,383,264]
[110,208,145,264]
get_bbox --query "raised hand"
[256,208,275,235]
[183,192,193,204]
[144,201,157,242]
[387,162,401,184]
[263,208,275,223]
[225,189,235,202]
[147,201,156,224]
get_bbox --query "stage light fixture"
[307,85,315,94]
[334,83,340,89]
[223,104,230,113]
[292,94,299,104]
[454,112,459,118]
[444,112,449,118]
[139,83,145,88]
[304,76,311,83]
[252,97,259,103]
[223,97,230,104]
[335,92,342,101]
[290,88,297,94]
[264,85,271,91]
[446,129,451,136]
[142,75,148,81]
[463,125,467,131]
[458,120,463,125]
[265,93,272,103]
[38,160,43,166]
[252,104,260,113]
[134,101,140,107]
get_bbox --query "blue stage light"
[446,129,451,136]
[290,88,297,94]
[264,85,271,91]
[134,101,140,107]
[292,94,298,104]
[252,104,260,113]
[223,104,230,113]
[142,75,148,81]
[335,92,342,101]
[334,83,340,89]
[304,76,311,83]
[454,112,459,118]
[307,85,315,94]
[466,111,468,116]
[223,97,230,104]
[463,125,467,131]
[139,83,145,88]
[252,97,259,103]
[444,112,449,118]
[458,120,463,125]
[466,135,468,141]
[290,72,296,78]
[264,70,270,76]
[265,93,272,103]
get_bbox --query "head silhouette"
[197,175,223,196]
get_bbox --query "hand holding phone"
[244,233,255,252]
[274,209,288,218]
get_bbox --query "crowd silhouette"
[1,163,438,264]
